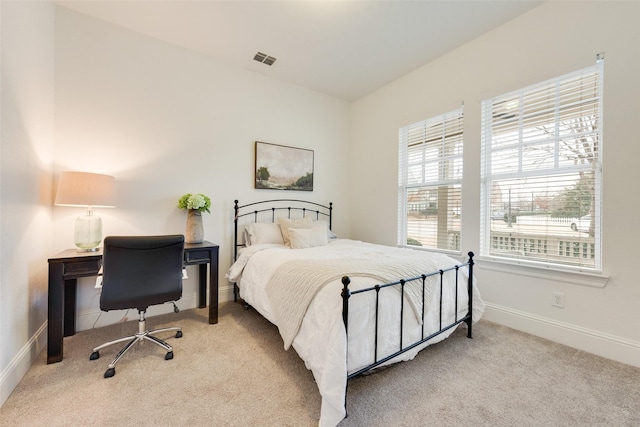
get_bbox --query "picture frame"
[255,141,314,191]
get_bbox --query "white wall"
[0,0,55,405]
[53,6,352,329]
[350,1,640,366]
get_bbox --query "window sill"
[476,256,609,288]
[399,245,462,258]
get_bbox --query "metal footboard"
[341,252,475,411]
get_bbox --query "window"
[480,58,603,271]
[398,108,463,252]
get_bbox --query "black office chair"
[89,235,185,378]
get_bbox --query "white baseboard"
[76,292,199,331]
[483,302,640,368]
[0,284,235,407]
[76,284,235,331]
[0,322,47,407]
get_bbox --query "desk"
[47,241,219,364]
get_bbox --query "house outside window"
[480,57,604,271]
[398,108,463,252]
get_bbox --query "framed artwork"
[255,141,314,191]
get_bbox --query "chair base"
[90,310,182,378]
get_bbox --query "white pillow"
[289,225,329,249]
[245,222,284,246]
[278,216,313,245]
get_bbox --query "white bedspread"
[226,239,484,427]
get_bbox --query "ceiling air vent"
[253,51,277,66]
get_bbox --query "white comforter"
[226,239,484,427]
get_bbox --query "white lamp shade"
[55,171,116,208]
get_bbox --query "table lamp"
[55,171,116,251]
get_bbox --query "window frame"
[480,59,604,273]
[398,108,464,253]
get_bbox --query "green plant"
[178,193,211,213]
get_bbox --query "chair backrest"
[100,235,185,312]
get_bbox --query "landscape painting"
[255,141,314,191]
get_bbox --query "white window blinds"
[398,108,463,252]
[480,58,603,271]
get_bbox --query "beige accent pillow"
[278,216,313,245]
[289,225,329,249]
[244,222,284,245]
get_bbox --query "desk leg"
[64,279,77,337]
[209,247,219,324]
[47,263,64,364]
[198,264,207,308]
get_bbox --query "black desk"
[47,241,219,364]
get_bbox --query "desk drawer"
[185,249,211,264]
[63,259,101,277]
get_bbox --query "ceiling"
[56,0,543,101]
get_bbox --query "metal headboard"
[233,199,333,261]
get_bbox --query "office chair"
[89,235,185,378]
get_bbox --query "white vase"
[185,209,204,244]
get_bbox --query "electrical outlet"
[552,292,565,308]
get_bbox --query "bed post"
[234,200,240,260]
[466,251,474,339]
[341,276,351,417]
[341,276,351,330]
[233,200,239,302]
[329,202,333,230]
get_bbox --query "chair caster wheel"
[104,368,115,378]
[90,351,100,360]
[175,330,183,338]
[165,351,174,360]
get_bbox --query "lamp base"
[74,210,102,251]
[76,247,100,253]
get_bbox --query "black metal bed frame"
[233,199,474,414]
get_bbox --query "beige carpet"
[1,301,639,426]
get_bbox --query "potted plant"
[178,193,211,243]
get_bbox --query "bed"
[226,199,484,426]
